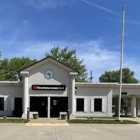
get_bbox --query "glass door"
[50,97,59,117]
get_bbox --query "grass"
[67,119,139,124]
[77,117,116,119]
[92,117,116,119]
[0,119,30,123]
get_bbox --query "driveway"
[0,123,140,140]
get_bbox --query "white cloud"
[81,0,121,16]
[81,0,140,26]
[25,0,68,9]
[125,18,140,25]
[105,17,140,26]
[75,41,120,81]
[1,38,140,82]
[1,39,119,81]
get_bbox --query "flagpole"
[118,6,125,121]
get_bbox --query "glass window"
[94,99,102,112]
[76,98,84,111]
[30,97,39,111]
[13,98,23,117]
[15,98,22,111]
[0,97,4,111]
[60,97,68,112]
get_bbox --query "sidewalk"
[120,117,140,123]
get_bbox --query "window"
[0,97,4,111]
[94,99,102,112]
[76,98,84,111]
[15,98,22,111]
[30,97,39,111]
[13,98,22,117]
[60,97,68,112]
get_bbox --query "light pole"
[118,6,125,121]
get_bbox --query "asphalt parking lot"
[1,123,140,140]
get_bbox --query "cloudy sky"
[1,0,140,82]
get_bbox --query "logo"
[33,85,37,90]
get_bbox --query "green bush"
[61,114,66,120]
[33,114,38,119]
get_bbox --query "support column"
[48,97,50,118]
[69,72,78,119]
[107,88,112,116]
[20,71,29,118]
[136,98,139,117]
[138,98,140,116]
[131,95,136,118]
[71,76,75,115]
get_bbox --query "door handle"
[46,107,47,110]
[51,107,52,110]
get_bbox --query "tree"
[0,58,9,80]
[99,68,139,83]
[45,46,87,82]
[0,57,37,81]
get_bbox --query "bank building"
[0,57,140,119]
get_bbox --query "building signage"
[32,85,66,90]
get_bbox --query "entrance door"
[38,97,48,117]
[50,97,60,117]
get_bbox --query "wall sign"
[32,85,66,90]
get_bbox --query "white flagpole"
[118,6,125,121]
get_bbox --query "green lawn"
[77,117,116,119]
[67,119,139,124]
[0,119,29,123]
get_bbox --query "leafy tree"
[99,68,139,83]
[0,57,37,81]
[45,46,87,82]
[0,58,9,80]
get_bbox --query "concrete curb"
[26,123,69,126]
